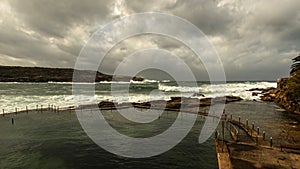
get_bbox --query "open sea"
[2,81,300,169]
[0,81,277,113]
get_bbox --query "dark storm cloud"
[9,0,111,37]
[0,0,112,67]
[0,0,299,80]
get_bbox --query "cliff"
[261,70,300,114]
[274,71,300,114]
[0,66,143,82]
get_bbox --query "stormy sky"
[0,0,299,81]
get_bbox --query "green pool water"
[0,109,217,169]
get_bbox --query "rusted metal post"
[222,120,225,152]
[263,131,266,141]
[270,137,273,147]
[238,116,241,125]
[256,136,259,145]
[11,117,14,125]
[257,127,260,135]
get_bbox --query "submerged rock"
[192,93,205,97]
[247,88,265,91]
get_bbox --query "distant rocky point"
[0,66,144,82]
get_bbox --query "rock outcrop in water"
[0,66,143,82]
[97,96,243,115]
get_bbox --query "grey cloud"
[9,0,111,37]
[172,0,233,36]
[0,0,300,80]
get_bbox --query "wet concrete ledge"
[215,139,233,169]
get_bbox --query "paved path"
[226,119,300,169]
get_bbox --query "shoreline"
[0,66,144,82]
[2,97,300,169]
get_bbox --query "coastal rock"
[261,77,300,114]
[97,96,243,112]
[247,88,264,91]
[98,101,116,108]
[192,93,205,97]
[262,87,276,93]
[225,96,243,103]
[260,87,277,102]
[273,78,300,114]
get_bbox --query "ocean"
[1,81,300,169]
[0,81,277,114]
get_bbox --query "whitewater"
[0,81,277,114]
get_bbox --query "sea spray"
[0,81,276,114]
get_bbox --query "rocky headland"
[0,66,143,82]
[260,69,300,114]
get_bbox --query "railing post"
[263,131,265,141]
[256,136,259,145]
[251,122,254,136]
[238,116,241,125]
[257,127,260,135]
[270,137,273,147]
